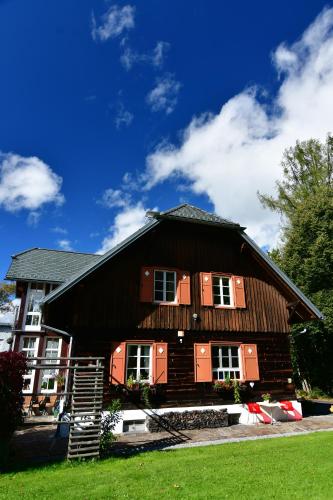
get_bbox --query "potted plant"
[261,392,271,403]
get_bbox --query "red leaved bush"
[0,351,27,439]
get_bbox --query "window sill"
[153,301,179,306]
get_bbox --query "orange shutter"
[241,344,260,381]
[232,276,246,308]
[177,271,191,305]
[140,266,154,302]
[200,272,213,306]
[194,343,212,382]
[153,342,168,384]
[110,341,126,385]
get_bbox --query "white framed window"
[212,275,234,307]
[126,344,152,383]
[212,345,241,380]
[25,283,45,331]
[40,338,62,393]
[154,270,177,303]
[20,336,39,393]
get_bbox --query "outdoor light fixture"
[249,382,254,388]
[178,330,185,343]
[192,313,198,321]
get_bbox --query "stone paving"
[7,413,333,467]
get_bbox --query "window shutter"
[153,342,168,384]
[241,344,260,381]
[232,276,246,308]
[110,342,126,385]
[140,266,154,302]
[177,271,191,305]
[194,343,212,382]
[200,272,213,306]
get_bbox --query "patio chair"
[279,401,302,421]
[247,402,272,424]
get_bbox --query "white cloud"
[0,153,64,213]
[114,102,134,129]
[57,239,74,251]
[100,188,131,208]
[120,41,169,70]
[91,4,135,42]
[146,74,181,114]
[144,7,333,247]
[52,226,68,235]
[97,202,148,253]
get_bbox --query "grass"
[1,432,333,499]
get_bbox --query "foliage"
[233,380,241,404]
[1,433,333,498]
[126,375,154,407]
[261,393,271,402]
[100,399,121,458]
[0,352,27,439]
[297,387,331,400]
[0,282,15,313]
[258,136,333,393]
[141,383,152,408]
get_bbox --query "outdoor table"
[258,402,281,425]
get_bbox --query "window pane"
[155,271,163,281]
[166,291,175,302]
[46,339,59,350]
[166,272,175,282]
[231,357,239,368]
[139,369,149,380]
[140,357,150,369]
[128,345,138,357]
[212,356,220,369]
[154,290,163,301]
[126,368,137,380]
[221,347,228,357]
[212,277,220,286]
[127,357,137,369]
[166,281,175,292]
[222,277,229,286]
[213,295,221,305]
[223,296,231,305]
[222,357,229,368]
[154,281,164,291]
[231,347,238,356]
[140,345,150,357]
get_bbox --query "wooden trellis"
[27,356,105,460]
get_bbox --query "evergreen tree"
[259,136,333,392]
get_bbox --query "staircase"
[67,360,104,459]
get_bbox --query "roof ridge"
[160,203,188,215]
[14,247,101,257]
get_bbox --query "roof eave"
[43,219,161,304]
[156,214,245,230]
[240,231,324,320]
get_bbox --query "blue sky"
[1,0,333,279]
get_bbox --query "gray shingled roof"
[20,202,321,320]
[156,204,244,228]
[5,248,101,283]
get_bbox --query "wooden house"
[6,204,322,429]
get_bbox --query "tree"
[0,282,15,313]
[259,136,333,392]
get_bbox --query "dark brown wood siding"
[45,220,291,334]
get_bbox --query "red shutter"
[153,342,168,384]
[177,271,191,305]
[140,266,154,302]
[241,344,260,381]
[200,272,213,306]
[110,342,126,385]
[232,276,246,308]
[194,343,212,382]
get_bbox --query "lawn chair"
[247,402,272,424]
[279,401,302,421]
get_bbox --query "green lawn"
[1,432,333,499]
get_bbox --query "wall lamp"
[192,313,198,321]
[177,330,185,343]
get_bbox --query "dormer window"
[154,270,177,303]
